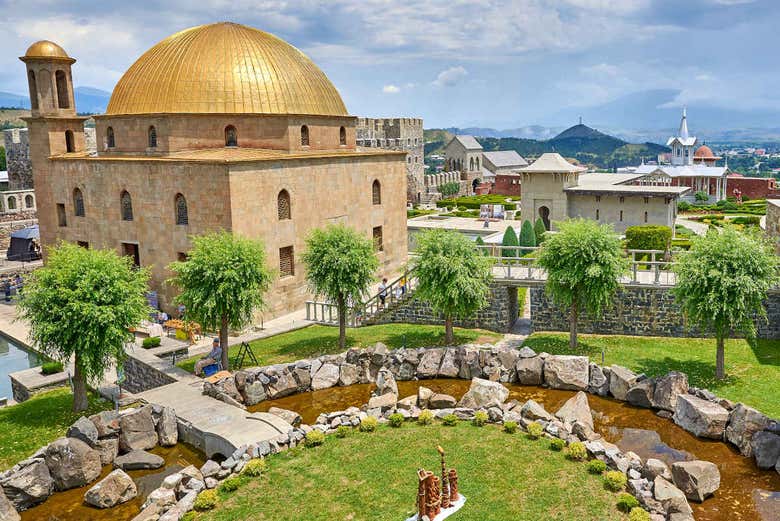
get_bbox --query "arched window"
[120,191,133,221]
[225,125,237,147]
[25,195,34,208]
[7,197,16,210]
[106,127,115,148]
[339,126,346,146]
[372,179,381,205]
[277,189,291,220]
[65,130,75,153]
[55,70,69,109]
[470,157,474,170]
[300,125,309,146]
[148,126,157,148]
[27,71,38,110]
[73,188,84,217]
[175,193,188,225]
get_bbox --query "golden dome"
[106,22,348,116]
[22,40,73,61]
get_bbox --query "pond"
[251,379,780,521]
[0,335,40,401]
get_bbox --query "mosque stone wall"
[3,128,33,190]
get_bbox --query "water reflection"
[0,335,40,400]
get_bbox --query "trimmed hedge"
[625,225,671,251]
[437,195,518,211]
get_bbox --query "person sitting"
[195,338,222,376]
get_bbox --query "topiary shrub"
[359,416,378,432]
[604,470,628,491]
[388,413,405,428]
[503,420,518,434]
[587,459,607,474]
[549,438,566,451]
[534,218,547,244]
[625,225,672,252]
[526,421,543,439]
[442,414,458,426]
[194,489,218,511]
[218,475,242,493]
[518,220,537,248]
[628,507,651,521]
[694,190,709,202]
[501,226,519,258]
[240,458,267,477]
[304,429,325,447]
[616,492,640,513]
[472,410,488,427]
[566,441,587,461]
[417,410,434,426]
[142,336,161,349]
[336,425,350,438]
[677,201,692,212]
[41,361,64,375]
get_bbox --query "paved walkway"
[676,216,709,236]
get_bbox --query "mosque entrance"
[538,206,550,230]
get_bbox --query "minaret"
[20,41,88,257]
[678,107,689,140]
[668,107,697,166]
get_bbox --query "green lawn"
[524,332,780,417]
[0,388,111,470]
[177,324,502,373]
[194,422,627,521]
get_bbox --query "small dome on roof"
[694,145,715,158]
[22,40,71,60]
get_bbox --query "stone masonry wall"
[122,354,177,394]
[531,285,780,340]
[3,128,33,190]
[368,283,518,332]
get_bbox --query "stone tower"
[20,41,88,254]
[519,153,585,231]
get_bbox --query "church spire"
[678,107,689,140]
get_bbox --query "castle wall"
[3,128,33,190]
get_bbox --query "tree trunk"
[72,356,89,412]
[569,301,579,350]
[715,335,725,380]
[220,315,229,371]
[337,295,347,350]
[444,316,454,345]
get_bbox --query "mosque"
[20,22,408,319]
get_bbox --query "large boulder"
[119,406,158,452]
[95,438,119,466]
[457,378,509,409]
[0,488,19,521]
[588,363,609,396]
[417,386,433,408]
[609,365,637,401]
[373,368,398,398]
[653,476,692,515]
[643,458,672,481]
[653,372,689,412]
[89,410,121,439]
[751,431,780,470]
[515,357,543,385]
[0,460,53,511]
[267,407,301,427]
[428,394,457,409]
[338,364,358,387]
[84,469,137,509]
[438,348,460,378]
[67,416,99,447]
[555,391,594,431]
[113,450,165,471]
[671,460,720,502]
[243,381,267,406]
[311,363,340,391]
[725,404,771,457]
[367,393,397,411]
[157,407,178,447]
[543,355,589,391]
[416,349,443,379]
[520,400,554,422]
[626,379,656,409]
[673,394,729,439]
[44,437,102,491]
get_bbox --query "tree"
[673,227,778,380]
[534,218,547,244]
[302,225,378,350]
[18,242,150,411]
[411,229,493,344]
[518,220,537,248]
[168,232,272,371]
[501,225,519,258]
[537,219,628,349]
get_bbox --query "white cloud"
[432,66,467,88]
[382,84,400,94]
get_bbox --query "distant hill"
[423,128,454,156]
[0,86,110,115]
[0,109,29,130]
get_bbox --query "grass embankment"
[0,388,110,470]
[193,422,626,521]
[525,333,780,418]
[177,324,502,373]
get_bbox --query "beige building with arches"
[21,23,408,318]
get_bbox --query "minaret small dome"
[22,40,73,61]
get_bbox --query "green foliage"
[218,475,243,493]
[359,416,378,432]
[241,458,267,477]
[525,421,542,439]
[566,441,587,461]
[472,410,488,427]
[442,414,458,426]
[625,225,672,251]
[518,220,537,248]
[304,429,326,447]
[501,226,519,257]
[549,438,566,451]
[694,190,709,201]
[336,425,351,438]
[436,194,518,211]
[194,489,219,511]
[677,200,692,212]
[438,182,460,197]
[534,218,547,244]
[17,242,151,411]
[181,512,197,521]
[40,361,63,375]
[417,410,434,425]
[142,336,161,349]
[628,507,651,521]
[616,493,640,513]
[604,470,627,491]
[407,208,436,219]
[503,420,518,434]
[587,459,607,474]
[388,413,405,428]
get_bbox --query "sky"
[1,0,779,129]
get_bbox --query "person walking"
[3,278,11,303]
[378,278,388,307]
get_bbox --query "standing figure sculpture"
[437,445,450,509]
[415,446,461,520]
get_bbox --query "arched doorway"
[538,206,551,230]
[472,178,480,193]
